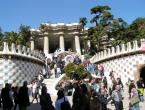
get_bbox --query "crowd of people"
[0,54,144,110]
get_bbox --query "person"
[1,83,13,110]
[18,81,30,110]
[136,77,144,102]
[111,84,123,110]
[40,86,54,110]
[99,89,107,110]
[129,83,140,110]
[103,77,108,89]
[117,78,124,91]
[12,86,19,110]
[31,82,39,103]
[55,89,71,110]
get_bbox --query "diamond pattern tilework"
[0,58,43,88]
[100,53,145,84]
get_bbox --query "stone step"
[42,74,65,96]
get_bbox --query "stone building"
[30,23,83,57]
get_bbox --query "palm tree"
[0,28,4,50]
[19,24,31,42]
[4,31,17,44]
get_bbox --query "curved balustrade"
[90,39,145,63]
[0,42,46,63]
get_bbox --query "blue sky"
[0,0,145,32]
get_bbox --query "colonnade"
[30,32,81,55]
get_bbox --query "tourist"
[18,81,30,110]
[12,86,19,110]
[31,81,39,103]
[136,77,144,102]
[55,89,71,110]
[74,56,81,65]
[116,78,124,91]
[99,88,108,110]
[1,83,13,110]
[129,83,140,110]
[103,77,108,89]
[111,84,123,110]
[40,86,54,110]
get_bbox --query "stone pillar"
[74,34,81,55]
[59,35,65,52]
[30,38,35,51]
[43,33,49,54]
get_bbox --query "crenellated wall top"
[90,39,145,63]
[0,42,46,64]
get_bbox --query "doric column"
[30,37,35,51]
[59,34,65,52]
[74,34,81,55]
[43,32,49,54]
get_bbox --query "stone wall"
[0,42,45,88]
[90,39,145,84]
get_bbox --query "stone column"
[43,33,49,54]
[30,37,35,51]
[87,40,91,48]
[74,34,81,55]
[59,34,65,52]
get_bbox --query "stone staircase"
[43,72,65,96]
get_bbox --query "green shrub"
[64,63,88,80]
[75,64,87,79]
[64,63,76,77]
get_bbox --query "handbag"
[130,96,140,105]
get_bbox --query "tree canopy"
[81,5,145,55]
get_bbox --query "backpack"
[61,97,71,110]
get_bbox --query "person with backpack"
[55,89,71,110]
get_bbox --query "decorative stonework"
[90,39,145,84]
[0,42,45,88]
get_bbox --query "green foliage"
[64,63,76,78]
[90,5,113,26]
[64,63,87,80]
[84,54,92,59]
[0,28,3,50]
[18,24,31,46]
[79,17,87,31]
[4,32,17,44]
[39,24,47,33]
[75,64,87,79]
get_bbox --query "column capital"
[57,31,64,35]
[44,32,49,35]
[73,31,80,36]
